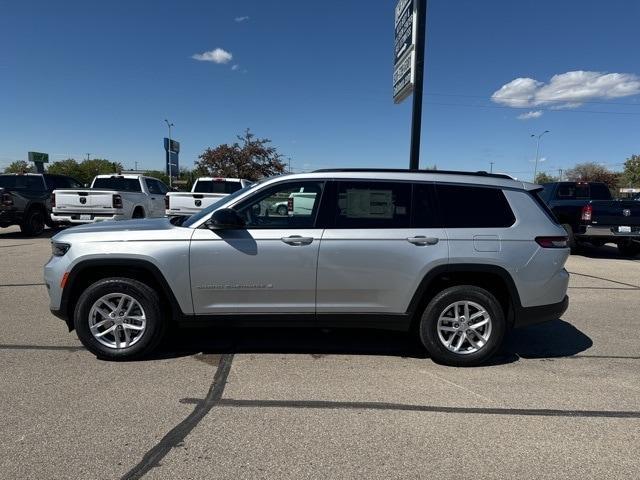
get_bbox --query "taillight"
[581,204,593,222]
[164,195,170,209]
[112,194,123,208]
[51,193,56,208]
[287,198,293,212]
[1,193,13,206]
[535,236,569,248]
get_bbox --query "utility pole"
[86,153,91,162]
[558,168,563,181]
[409,0,427,171]
[531,130,550,182]
[490,161,494,173]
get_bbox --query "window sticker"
[345,189,394,218]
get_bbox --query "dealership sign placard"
[393,0,416,104]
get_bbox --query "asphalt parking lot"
[1,225,639,480]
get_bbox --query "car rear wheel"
[419,285,506,367]
[74,277,166,360]
[276,205,288,216]
[20,208,45,236]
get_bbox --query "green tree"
[46,158,84,182]
[621,154,640,187]
[3,160,34,173]
[195,129,286,181]
[564,162,620,190]
[46,158,123,184]
[534,172,558,184]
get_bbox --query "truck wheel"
[561,224,578,253]
[74,277,167,360]
[418,285,506,367]
[618,241,640,257]
[276,205,288,216]
[20,208,45,236]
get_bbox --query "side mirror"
[206,208,245,230]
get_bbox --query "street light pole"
[164,119,174,188]
[531,130,550,182]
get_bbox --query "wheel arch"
[59,259,187,330]
[407,264,522,329]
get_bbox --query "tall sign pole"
[409,0,426,170]
[393,0,427,170]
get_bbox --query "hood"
[52,217,177,239]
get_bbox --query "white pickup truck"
[165,177,251,217]
[51,174,169,224]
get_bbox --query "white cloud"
[192,48,233,64]
[231,64,239,71]
[492,71,640,109]
[234,16,249,22]
[517,110,543,120]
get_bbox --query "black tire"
[561,224,579,253]
[20,208,45,236]
[617,241,640,257]
[132,208,145,219]
[418,285,506,367]
[74,277,167,360]
[276,205,288,216]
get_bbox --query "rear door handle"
[281,235,314,246]
[407,236,439,246]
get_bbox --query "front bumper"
[514,296,569,328]
[0,209,21,225]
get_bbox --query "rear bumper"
[514,296,569,328]
[51,212,127,224]
[578,225,640,239]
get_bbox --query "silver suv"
[44,169,569,366]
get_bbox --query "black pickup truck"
[540,181,640,256]
[0,173,83,236]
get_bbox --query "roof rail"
[311,168,514,180]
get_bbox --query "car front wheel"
[419,285,506,367]
[74,277,166,360]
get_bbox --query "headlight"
[51,242,71,257]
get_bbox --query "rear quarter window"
[435,184,515,228]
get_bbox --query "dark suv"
[0,173,83,236]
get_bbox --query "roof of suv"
[276,169,538,191]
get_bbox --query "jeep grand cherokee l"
[44,169,569,366]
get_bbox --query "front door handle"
[281,235,314,246]
[407,236,439,246]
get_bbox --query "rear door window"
[411,182,439,228]
[435,184,515,228]
[331,181,411,228]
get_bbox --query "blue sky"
[1,0,639,180]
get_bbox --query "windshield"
[182,181,261,227]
